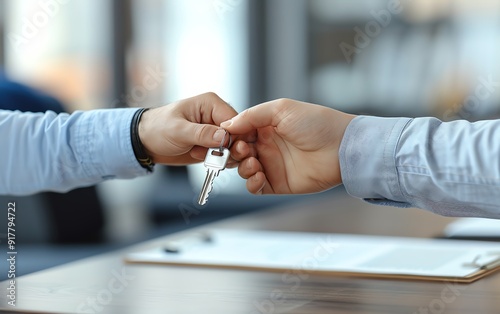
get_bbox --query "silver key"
[198,148,230,205]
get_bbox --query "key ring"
[219,129,233,152]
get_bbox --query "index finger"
[220,99,285,135]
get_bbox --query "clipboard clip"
[462,251,500,270]
[164,232,212,254]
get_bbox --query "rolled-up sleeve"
[0,108,148,195]
[339,116,500,218]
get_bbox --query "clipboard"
[125,230,500,283]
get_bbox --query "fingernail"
[220,119,232,128]
[213,129,225,142]
[256,184,264,195]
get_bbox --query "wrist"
[130,108,155,172]
[330,110,356,185]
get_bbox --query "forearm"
[0,109,147,195]
[339,116,500,218]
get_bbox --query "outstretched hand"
[221,98,356,194]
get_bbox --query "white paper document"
[126,230,500,282]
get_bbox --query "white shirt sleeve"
[0,109,148,195]
[339,116,500,218]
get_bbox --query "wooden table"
[2,190,500,314]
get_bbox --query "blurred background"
[1,0,500,278]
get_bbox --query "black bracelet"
[130,108,155,172]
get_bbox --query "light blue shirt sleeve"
[0,109,148,195]
[339,116,500,218]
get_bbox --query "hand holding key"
[222,98,356,195]
[138,92,238,165]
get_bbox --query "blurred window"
[0,1,5,66]
[157,0,249,193]
[307,0,500,119]
[4,0,113,111]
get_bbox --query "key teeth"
[200,187,211,205]
[198,175,214,206]
[198,195,208,206]
[204,184,213,204]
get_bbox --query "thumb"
[220,100,281,135]
[188,123,228,148]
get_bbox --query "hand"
[138,92,237,165]
[221,98,356,194]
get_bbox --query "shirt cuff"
[339,116,412,206]
[73,108,149,181]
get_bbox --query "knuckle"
[203,91,219,99]
[272,98,293,122]
[194,124,210,143]
[240,108,251,119]
[274,98,292,111]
